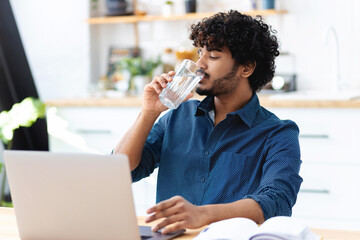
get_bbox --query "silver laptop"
[4,150,185,240]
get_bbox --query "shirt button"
[201,177,205,182]
[204,151,209,156]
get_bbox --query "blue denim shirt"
[131,94,302,220]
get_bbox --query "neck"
[213,81,253,125]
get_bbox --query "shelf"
[45,95,360,108]
[87,9,287,25]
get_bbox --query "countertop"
[2,207,360,240]
[45,95,360,108]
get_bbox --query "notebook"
[4,150,185,240]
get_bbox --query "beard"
[195,64,240,96]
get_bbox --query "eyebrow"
[207,47,223,53]
[198,48,223,54]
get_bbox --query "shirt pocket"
[209,152,260,199]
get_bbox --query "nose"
[196,55,207,71]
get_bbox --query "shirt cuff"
[242,192,291,220]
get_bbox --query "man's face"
[195,47,240,96]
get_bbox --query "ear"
[239,61,256,78]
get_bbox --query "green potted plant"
[116,56,161,95]
[0,97,46,205]
[162,1,174,16]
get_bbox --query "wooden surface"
[259,95,360,108]
[87,10,287,25]
[45,96,143,107]
[45,95,360,108]
[1,207,360,240]
[0,208,19,240]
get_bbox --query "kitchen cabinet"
[47,105,158,216]
[268,107,360,230]
[47,106,140,154]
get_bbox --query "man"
[114,10,302,234]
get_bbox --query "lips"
[198,74,207,84]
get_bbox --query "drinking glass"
[159,59,204,109]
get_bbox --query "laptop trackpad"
[139,226,185,240]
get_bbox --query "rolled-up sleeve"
[243,121,303,220]
[131,112,170,182]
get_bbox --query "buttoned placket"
[197,113,231,205]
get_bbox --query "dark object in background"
[262,0,275,9]
[0,0,49,151]
[106,0,133,16]
[185,0,197,13]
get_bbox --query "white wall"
[9,0,360,100]
[10,0,90,100]
[276,0,360,91]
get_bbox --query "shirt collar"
[195,93,260,128]
[194,96,214,116]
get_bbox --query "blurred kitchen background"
[10,0,360,99]
[3,0,360,232]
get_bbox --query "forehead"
[199,46,231,54]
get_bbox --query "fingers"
[151,214,184,233]
[168,71,175,76]
[146,196,184,224]
[146,196,179,215]
[145,204,178,223]
[145,196,200,235]
[149,79,164,94]
[161,221,185,235]
[150,73,174,94]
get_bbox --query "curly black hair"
[189,10,279,92]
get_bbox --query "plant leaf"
[0,97,46,145]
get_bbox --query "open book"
[194,216,321,240]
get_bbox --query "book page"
[256,216,306,236]
[194,217,259,240]
[250,216,321,240]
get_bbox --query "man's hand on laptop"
[145,195,209,234]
